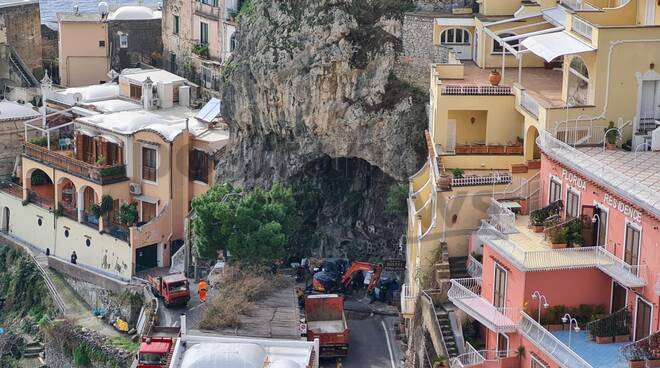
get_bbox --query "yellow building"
[402,0,660,331]
[0,69,228,280]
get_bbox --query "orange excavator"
[312,260,383,294]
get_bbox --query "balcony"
[194,1,220,19]
[478,200,647,287]
[401,283,416,316]
[447,278,519,333]
[519,313,593,368]
[451,172,513,187]
[23,143,127,185]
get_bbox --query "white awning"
[521,31,594,62]
[134,195,159,204]
[77,127,97,137]
[435,17,475,27]
[99,134,122,145]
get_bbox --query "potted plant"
[433,355,448,368]
[566,219,584,247]
[627,346,651,368]
[549,226,568,249]
[438,173,452,191]
[118,202,138,227]
[543,305,567,331]
[605,121,619,150]
[530,209,545,233]
[596,331,614,344]
[489,69,502,86]
[451,168,465,178]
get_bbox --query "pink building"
[448,131,660,368]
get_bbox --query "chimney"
[142,76,154,110]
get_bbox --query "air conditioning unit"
[129,183,142,195]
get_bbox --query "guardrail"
[33,255,67,314]
[24,143,127,185]
[487,199,517,234]
[521,90,540,118]
[466,255,482,278]
[595,246,647,288]
[572,17,594,40]
[452,172,512,187]
[421,290,451,359]
[552,124,607,146]
[401,283,416,315]
[442,85,512,96]
[449,342,485,368]
[519,312,593,368]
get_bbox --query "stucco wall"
[108,18,163,71]
[0,2,42,73]
[58,21,109,87]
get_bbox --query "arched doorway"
[525,125,541,161]
[2,207,9,232]
[80,186,99,228]
[26,168,54,209]
[57,178,77,220]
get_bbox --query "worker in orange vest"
[198,279,209,303]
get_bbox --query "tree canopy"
[191,183,303,264]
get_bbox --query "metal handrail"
[519,312,593,368]
[466,255,482,278]
[421,290,451,359]
[447,278,520,331]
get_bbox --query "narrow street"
[319,314,402,368]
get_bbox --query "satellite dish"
[98,1,109,16]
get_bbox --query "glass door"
[493,264,507,308]
[611,281,627,313]
[624,224,641,273]
[635,297,652,340]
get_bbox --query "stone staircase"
[22,338,46,367]
[436,308,459,358]
[449,256,469,279]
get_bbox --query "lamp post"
[531,291,550,323]
[562,313,580,347]
[591,213,601,247]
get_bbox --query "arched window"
[568,56,589,105]
[492,32,518,54]
[229,33,237,52]
[440,28,470,45]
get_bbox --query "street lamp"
[592,213,601,247]
[562,313,580,347]
[531,291,550,323]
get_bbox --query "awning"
[435,17,475,27]
[134,195,159,204]
[99,134,122,145]
[77,127,97,137]
[521,31,594,62]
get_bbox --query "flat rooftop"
[441,62,564,108]
[576,147,660,193]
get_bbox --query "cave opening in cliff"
[290,155,406,262]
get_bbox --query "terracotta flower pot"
[606,143,617,150]
[596,335,614,344]
[489,71,502,86]
[550,242,567,249]
[615,334,630,342]
[647,358,660,367]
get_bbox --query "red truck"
[148,273,190,307]
[137,326,180,368]
[304,294,349,357]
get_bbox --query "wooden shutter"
[75,131,84,161]
[581,205,595,246]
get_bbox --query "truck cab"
[150,273,190,307]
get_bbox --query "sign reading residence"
[562,169,586,191]
[603,193,642,223]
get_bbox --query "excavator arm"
[341,262,383,292]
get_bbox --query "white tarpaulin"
[521,31,594,62]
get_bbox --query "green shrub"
[451,168,465,178]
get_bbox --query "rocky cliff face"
[219,0,427,259]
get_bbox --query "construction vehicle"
[137,326,180,368]
[312,260,383,294]
[304,294,349,357]
[147,273,190,307]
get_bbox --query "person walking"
[70,251,77,264]
[198,279,208,303]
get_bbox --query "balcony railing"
[452,172,513,187]
[466,255,482,278]
[561,0,598,11]
[449,342,485,368]
[27,190,54,210]
[24,143,127,185]
[595,246,646,288]
[447,278,519,333]
[572,17,594,41]
[519,313,593,368]
[487,199,517,234]
[521,90,540,118]
[442,85,512,96]
[552,123,608,146]
[401,283,416,315]
[194,1,221,19]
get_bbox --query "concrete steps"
[22,341,44,358]
[436,309,459,358]
[449,256,469,279]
